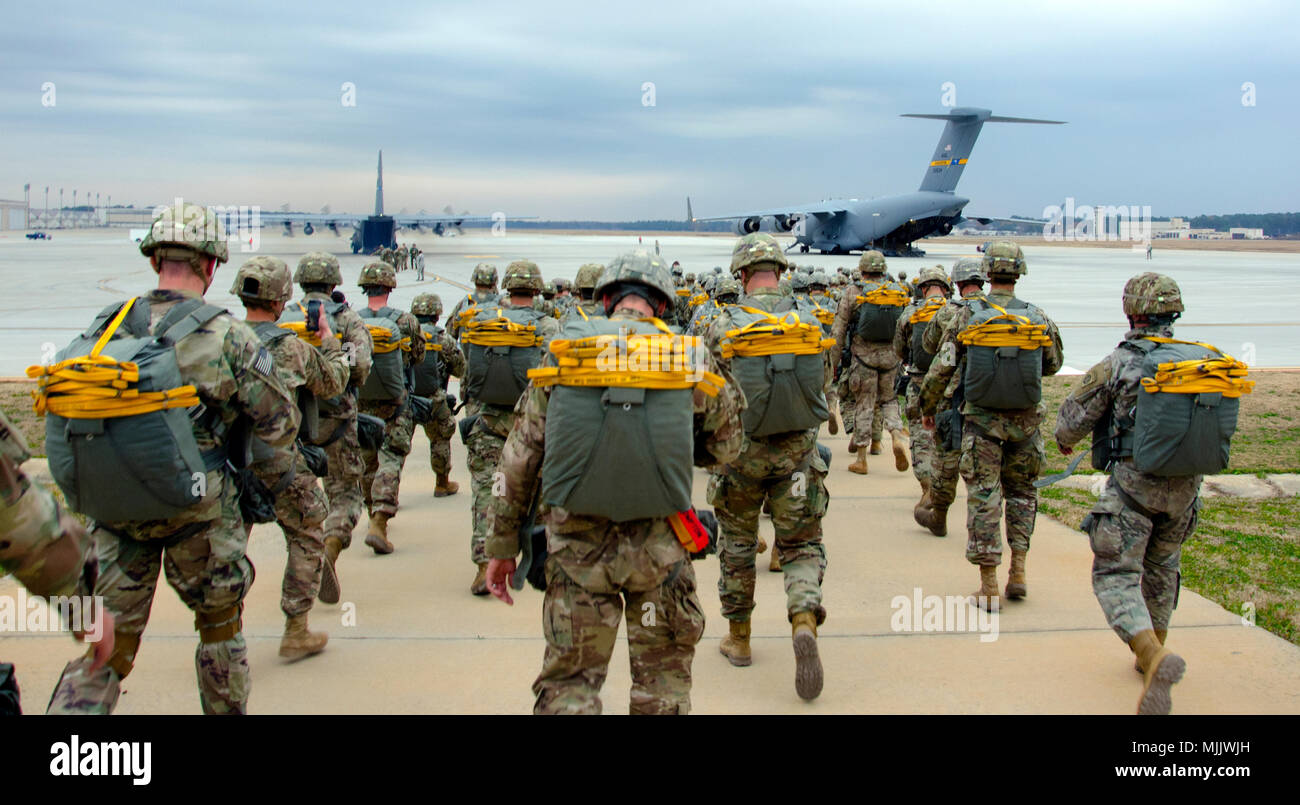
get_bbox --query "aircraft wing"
[257,212,362,226]
[960,214,1048,227]
[693,203,848,222]
[391,213,536,226]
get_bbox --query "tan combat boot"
[845,441,858,456]
[769,546,782,573]
[364,513,394,554]
[1005,550,1028,599]
[720,620,752,667]
[318,543,341,605]
[279,613,328,661]
[791,611,823,701]
[470,562,489,596]
[1134,628,1168,674]
[848,447,870,475]
[757,535,768,553]
[916,503,948,537]
[828,406,840,435]
[970,565,1000,612]
[869,439,883,455]
[434,473,460,497]
[1131,629,1186,715]
[913,483,931,526]
[891,429,909,472]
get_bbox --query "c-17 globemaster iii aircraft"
[693,107,1063,256]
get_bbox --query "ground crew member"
[45,202,299,715]
[484,250,744,714]
[411,293,466,496]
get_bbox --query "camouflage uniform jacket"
[831,277,907,369]
[1054,324,1200,514]
[917,288,1064,441]
[0,410,96,599]
[447,289,501,341]
[468,304,560,439]
[251,324,350,481]
[486,309,745,575]
[560,298,604,325]
[299,290,373,390]
[893,294,948,376]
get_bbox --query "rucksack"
[461,305,546,407]
[958,297,1052,410]
[1108,337,1254,476]
[852,281,910,342]
[356,306,408,402]
[907,297,947,373]
[411,322,447,397]
[531,317,724,521]
[278,298,352,416]
[31,296,226,523]
[718,304,832,437]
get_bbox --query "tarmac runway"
[2,229,1299,375]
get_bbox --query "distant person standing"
[1146,242,1153,260]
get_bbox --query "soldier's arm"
[830,288,853,348]
[402,313,425,365]
[536,316,561,349]
[1055,357,1114,449]
[442,332,466,378]
[228,325,300,448]
[0,451,97,601]
[892,310,911,362]
[486,384,548,559]
[695,354,745,469]
[342,311,373,386]
[921,305,951,355]
[1042,313,1065,377]
[299,334,349,400]
[918,319,960,416]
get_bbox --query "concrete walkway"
[4,426,1298,715]
[1056,472,1300,499]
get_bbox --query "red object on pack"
[668,509,710,553]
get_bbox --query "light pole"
[59,188,64,228]
[44,187,48,228]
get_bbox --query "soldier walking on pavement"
[410,293,466,497]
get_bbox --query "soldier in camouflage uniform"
[893,266,953,527]
[1,409,114,712]
[446,263,501,342]
[234,257,349,660]
[48,203,300,715]
[484,251,744,714]
[831,251,909,475]
[563,263,606,323]
[552,278,574,317]
[293,253,374,602]
[411,293,466,496]
[706,233,830,701]
[913,258,985,537]
[918,242,1063,610]
[356,261,425,553]
[1055,273,1196,715]
[464,261,560,594]
[534,280,558,317]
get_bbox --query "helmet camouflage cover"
[858,250,887,276]
[502,260,544,292]
[575,263,605,291]
[411,292,443,318]
[982,240,1027,276]
[951,257,986,286]
[1122,272,1184,317]
[714,277,743,299]
[139,201,229,265]
[471,262,499,288]
[230,256,292,303]
[730,232,789,274]
[358,260,397,289]
[541,280,557,298]
[809,270,831,289]
[916,265,953,296]
[294,251,343,286]
[593,250,675,311]
[790,271,811,291]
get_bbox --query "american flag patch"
[253,347,274,376]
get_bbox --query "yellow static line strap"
[528,319,723,397]
[366,325,406,354]
[720,306,835,358]
[419,332,444,352]
[281,304,324,346]
[689,293,709,307]
[956,300,1052,350]
[909,297,946,324]
[1139,337,1255,397]
[461,308,540,347]
[675,288,691,297]
[26,296,202,419]
[812,306,836,327]
[855,287,910,308]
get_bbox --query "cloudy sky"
[1,1,1294,220]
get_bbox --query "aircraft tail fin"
[903,108,1063,194]
[686,196,693,224]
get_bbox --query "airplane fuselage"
[798,191,969,255]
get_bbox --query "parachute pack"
[958,297,1052,410]
[28,296,225,523]
[460,305,546,407]
[718,304,833,437]
[907,296,947,373]
[412,322,446,397]
[852,282,910,342]
[530,317,724,521]
[1100,337,1255,476]
[357,306,409,402]
[277,299,352,417]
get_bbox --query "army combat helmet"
[730,232,789,279]
[411,292,444,319]
[951,257,986,287]
[575,263,605,297]
[982,241,1027,278]
[471,262,499,289]
[139,202,229,286]
[358,260,397,290]
[295,251,343,287]
[502,260,544,294]
[858,250,887,277]
[594,250,675,317]
[230,256,292,304]
[916,265,953,297]
[1122,273,1184,319]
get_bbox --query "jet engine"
[303,223,314,235]
[736,216,762,234]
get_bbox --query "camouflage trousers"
[47,477,252,715]
[423,405,457,478]
[466,425,506,565]
[272,472,328,617]
[360,402,414,518]
[1087,477,1199,643]
[847,359,901,449]
[321,414,365,550]
[708,453,829,624]
[904,380,934,486]
[958,427,1043,566]
[927,427,961,509]
[534,558,705,715]
[836,374,857,435]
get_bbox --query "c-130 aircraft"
[693,107,1063,256]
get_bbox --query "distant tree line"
[1184,213,1300,237]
